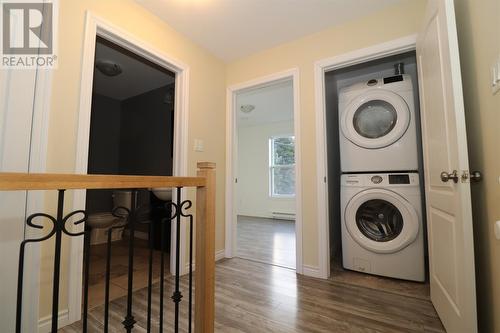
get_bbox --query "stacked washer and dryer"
[338,69,425,282]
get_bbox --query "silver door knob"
[470,171,482,183]
[441,170,459,183]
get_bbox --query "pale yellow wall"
[40,0,226,317]
[455,0,500,331]
[226,0,426,268]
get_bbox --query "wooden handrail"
[0,173,205,190]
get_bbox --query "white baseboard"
[184,249,225,273]
[302,265,323,278]
[215,249,226,261]
[239,214,295,222]
[38,309,70,333]
[271,212,296,220]
[238,213,273,219]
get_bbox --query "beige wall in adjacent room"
[455,0,500,331]
[226,0,426,268]
[40,0,226,318]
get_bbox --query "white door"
[417,0,477,332]
[0,68,37,332]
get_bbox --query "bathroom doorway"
[84,36,176,308]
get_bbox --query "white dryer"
[338,74,419,172]
[341,173,425,282]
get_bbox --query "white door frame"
[314,35,418,279]
[67,11,190,325]
[225,68,303,274]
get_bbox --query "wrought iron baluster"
[177,197,194,333]
[172,187,183,332]
[50,190,65,332]
[159,214,167,332]
[16,189,86,333]
[16,213,57,333]
[147,216,154,333]
[103,208,129,333]
[159,195,180,332]
[82,226,92,333]
[103,225,124,332]
[187,205,194,333]
[104,228,113,333]
[122,190,137,332]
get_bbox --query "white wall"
[237,120,295,218]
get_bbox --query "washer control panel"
[388,174,410,184]
[342,173,419,186]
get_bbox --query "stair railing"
[0,161,216,333]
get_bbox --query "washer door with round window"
[344,189,419,254]
[341,89,410,149]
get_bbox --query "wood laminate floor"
[330,259,430,301]
[62,258,444,332]
[87,238,169,309]
[237,215,296,269]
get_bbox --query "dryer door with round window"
[344,189,419,253]
[341,89,410,149]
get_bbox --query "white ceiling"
[237,80,293,127]
[135,0,405,62]
[93,39,175,101]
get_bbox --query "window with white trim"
[269,136,295,197]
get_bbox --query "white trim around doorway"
[67,11,190,326]
[225,68,303,274]
[313,34,417,279]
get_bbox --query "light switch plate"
[495,221,500,240]
[194,139,204,152]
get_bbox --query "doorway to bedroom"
[233,78,298,269]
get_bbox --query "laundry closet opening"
[85,36,176,308]
[325,51,430,297]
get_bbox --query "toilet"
[88,190,132,245]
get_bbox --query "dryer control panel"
[342,173,419,187]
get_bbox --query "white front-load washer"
[341,172,425,281]
[338,74,419,172]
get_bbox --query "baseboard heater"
[271,212,296,220]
